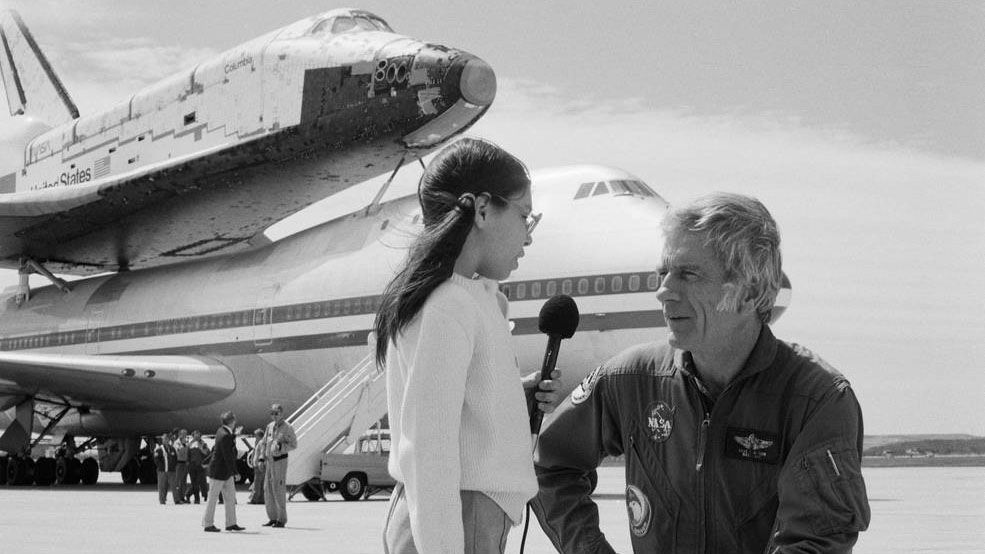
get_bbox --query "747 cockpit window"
[574,182,595,199]
[572,179,662,200]
[610,180,633,195]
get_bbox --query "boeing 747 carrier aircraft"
[0,162,791,485]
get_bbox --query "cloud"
[0,7,217,117]
[469,78,985,433]
[52,38,217,113]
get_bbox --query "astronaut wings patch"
[725,427,780,464]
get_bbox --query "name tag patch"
[725,427,779,464]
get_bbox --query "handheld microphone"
[530,294,579,435]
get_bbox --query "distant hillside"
[863,435,985,457]
[863,434,979,450]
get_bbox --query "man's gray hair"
[662,192,782,324]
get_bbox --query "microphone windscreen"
[538,295,580,339]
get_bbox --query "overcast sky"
[1,0,983,435]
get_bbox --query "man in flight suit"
[533,192,870,553]
[261,403,297,528]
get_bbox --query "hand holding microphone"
[529,294,579,436]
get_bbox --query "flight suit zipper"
[696,414,710,471]
[696,412,710,553]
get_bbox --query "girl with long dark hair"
[376,138,559,554]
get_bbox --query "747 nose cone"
[459,57,496,106]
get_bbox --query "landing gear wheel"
[339,473,366,501]
[300,480,324,501]
[57,457,81,484]
[81,458,99,484]
[7,457,34,485]
[0,457,8,486]
[121,458,140,484]
[138,458,158,484]
[34,457,56,485]
[55,457,69,484]
[65,458,82,484]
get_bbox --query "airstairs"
[284,354,387,487]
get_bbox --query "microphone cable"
[520,294,579,554]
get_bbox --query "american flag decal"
[93,156,111,178]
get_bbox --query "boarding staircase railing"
[284,353,388,487]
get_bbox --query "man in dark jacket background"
[153,432,178,505]
[533,192,870,553]
[186,429,209,504]
[201,411,244,532]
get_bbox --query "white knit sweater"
[386,273,537,554]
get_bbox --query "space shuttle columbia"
[0,8,791,491]
[0,8,493,277]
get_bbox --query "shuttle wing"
[0,144,255,275]
[0,352,235,411]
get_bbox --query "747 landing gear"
[80,458,99,485]
[5,456,35,485]
[33,457,56,485]
[54,456,81,485]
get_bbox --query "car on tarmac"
[317,429,394,501]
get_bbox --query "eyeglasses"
[489,194,542,235]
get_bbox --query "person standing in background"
[186,430,209,504]
[202,411,243,533]
[173,428,190,504]
[261,404,297,527]
[153,433,178,505]
[248,428,266,505]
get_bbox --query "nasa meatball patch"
[626,485,652,537]
[645,401,675,443]
[570,366,602,405]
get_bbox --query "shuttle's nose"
[457,57,496,106]
[399,47,498,148]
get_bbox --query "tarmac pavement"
[2,465,940,553]
[0,468,634,554]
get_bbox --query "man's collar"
[674,325,779,385]
[740,324,779,379]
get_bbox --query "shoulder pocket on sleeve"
[794,440,870,535]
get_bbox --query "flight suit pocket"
[795,441,870,535]
[734,474,778,553]
[627,434,680,552]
